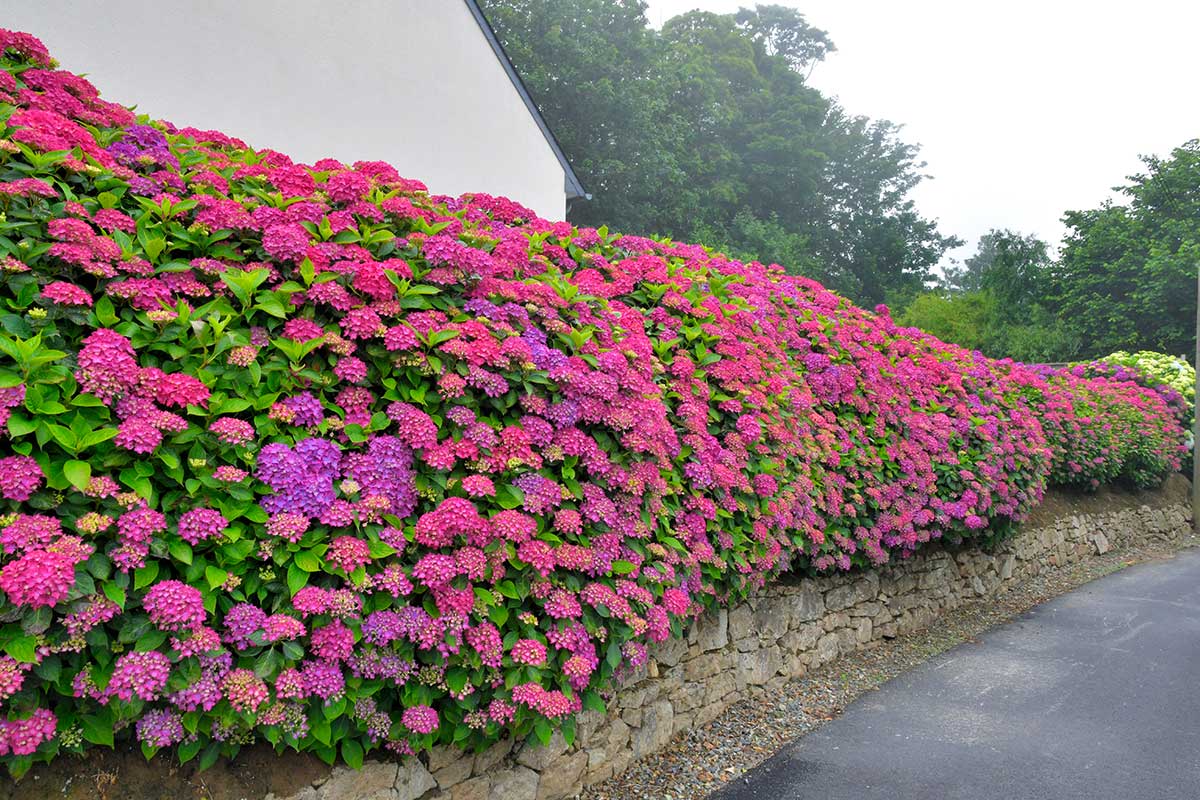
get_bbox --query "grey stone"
[395,759,438,800]
[754,598,791,641]
[632,700,674,758]
[275,788,319,800]
[695,608,729,651]
[728,604,755,641]
[789,587,825,623]
[737,647,780,686]
[651,635,687,667]
[428,745,464,774]
[1000,554,1016,581]
[319,761,398,800]
[574,709,605,749]
[472,737,514,776]
[489,767,539,800]
[535,751,587,800]
[782,622,822,653]
[1093,532,1111,554]
[684,652,727,681]
[433,755,474,790]
[452,777,490,800]
[815,633,839,663]
[516,730,568,771]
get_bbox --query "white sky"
[643,0,1200,264]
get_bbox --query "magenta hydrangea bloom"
[0,548,76,608]
[0,455,43,501]
[40,280,93,306]
[107,651,170,702]
[143,580,205,631]
[221,668,268,713]
[401,704,439,735]
[0,709,56,756]
[510,638,547,666]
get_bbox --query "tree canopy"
[478,0,959,307]
[1050,140,1199,359]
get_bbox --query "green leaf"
[198,742,221,771]
[4,635,37,664]
[205,565,228,589]
[293,549,322,573]
[582,691,606,715]
[287,563,309,596]
[62,459,91,491]
[102,582,126,608]
[168,539,193,565]
[178,738,203,764]
[341,739,364,770]
[81,714,114,747]
[610,560,636,575]
[134,562,160,590]
[496,484,525,510]
[533,718,553,746]
[94,295,119,326]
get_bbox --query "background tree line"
[902,141,1199,362]
[478,0,1198,363]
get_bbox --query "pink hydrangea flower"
[40,280,92,306]
[143,580,205,631]
[401,704,439,735]
[0,548,76,608]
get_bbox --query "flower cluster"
[0,29,1186,776]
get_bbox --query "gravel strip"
[581,532,1200,800]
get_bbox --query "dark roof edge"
[463,0,590,202]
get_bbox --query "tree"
[1050,140,1200,359]
[476,1,959,308]
[733,4,835,73]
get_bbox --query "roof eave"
[463,0,588,205]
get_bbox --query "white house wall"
[0,0,570,220]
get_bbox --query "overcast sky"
[643,0,1200,264]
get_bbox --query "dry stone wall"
[270,477,1193,800]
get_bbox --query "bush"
[0,30,1185,774]
[1087,351,1193,423]
[1025,368,1186,489]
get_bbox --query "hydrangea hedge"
[1079,351,1194,430]
[0,31,1186,775]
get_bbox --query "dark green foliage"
[477,0,959,307]
[1050,140,1200,360]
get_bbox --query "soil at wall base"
[0,741,327,800]
[0,475,1190,800]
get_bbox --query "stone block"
[728,604,755,641]
[516,730,568,771]
[754,598,791,641]
[651,635,688,667]
[631,700,674,758]
[684,652,728,681]
[536,751,587,800]
[319,761,399,800]
[473,737,514,776]
[396,760,439,800]
[781,622,822,654]
[489,767,539,800]
[452,777,490,800]
[736,647,779,686]
[815,633,839,664]
[788,587,825,624]
[694,608,729,651]
[433,756,474,791]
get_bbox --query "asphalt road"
[710,547,1200,800]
